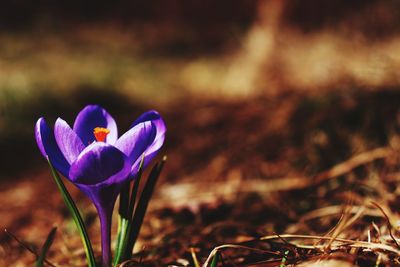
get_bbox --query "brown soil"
[2,89,400,266]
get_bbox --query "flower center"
[93,127,110,142]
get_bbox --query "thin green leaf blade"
[113,216,129,266]
[125,156,166,259]
[279,250,289,267]
[114,156,145,265]
[128,155,146,221]
[48,160,96,267]
[210,251,220,267]
[4,229,56,267]
[35,227,57,267]
[114,185,130,265]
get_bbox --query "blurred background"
[2,0,400,265]
[2,0,400,177]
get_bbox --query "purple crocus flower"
[35,105,166,267]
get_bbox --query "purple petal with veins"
[69,142,131,187]
[54,118,85,164]
[115,121,156,167]
[35,118,70,177]
[73,105,118,145]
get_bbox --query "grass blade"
[35,227,57,267]
[128,157,145,222]
[113,217,129,266]
[279,250,289,267]
[190,248,201,267]
[210,251,220,267]
[114,156,144,265]
[113,185,130,265]
[125,156,166,259]
[48,160,96,267]
[4,229,56,267]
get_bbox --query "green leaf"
[113,217,129,266]
[124,156,166,259]
[113,156,145,265]
[210,251,220,267]
[128,156,145,222]
[4,229,56,267]
[35,227,57,267]
[47,160,97,267]
[113,185,130,264]
[279,250,289,267]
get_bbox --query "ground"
[2,2,400,265]
[1,89,400,266]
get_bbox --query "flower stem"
[96,204,113,267]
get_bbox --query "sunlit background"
[2,1,400,265]
[2,0,400,177]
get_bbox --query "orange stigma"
[93,127,110,142]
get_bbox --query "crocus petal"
[142,119,165,160]
[73,105,118,145]
[115,121,157,167]
[131,110,163,127]
[130,110,166,169]
[131,110,167,144]
[69,142,131,187]
[54,118,85,164]
[35,118,70,177]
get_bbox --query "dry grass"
[2,2,400,265]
